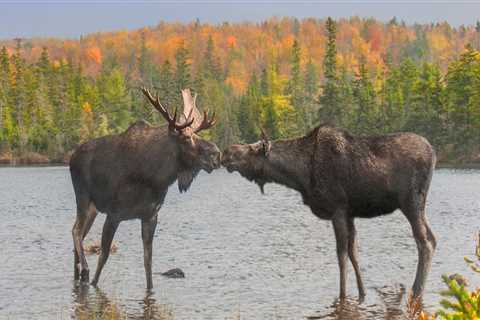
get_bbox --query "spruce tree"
[319,17,342,124]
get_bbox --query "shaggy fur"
[70,117,220,289]
[222,125,436,300]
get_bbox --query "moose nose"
[213,152,221,168]
[220,151,231,166]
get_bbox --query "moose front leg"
[91,216,119,287]
[142,213,158,290]
[332,210,349,301]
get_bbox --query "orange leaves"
[227,35,237,48]
[86,46,102,65]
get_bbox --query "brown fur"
[70,116,220,289]
[222,125,436,300]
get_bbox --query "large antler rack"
[141,87,194,131]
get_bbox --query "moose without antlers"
[69,88,220,289]
[222,125,436,300]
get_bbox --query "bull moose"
[221,125,436,300]
[69,88,220,289]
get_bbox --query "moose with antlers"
[222,126,436,300]
[69,88,220,289]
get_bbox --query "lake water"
[0,167,478,319]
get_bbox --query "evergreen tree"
[286,39,305,134]
[352,57,377,134]
[319,17,342,124]
[202,35,221,81]
[445,44,480,151]
[237,74,260,142]
[303,59,318,131]
[175,42,191,92]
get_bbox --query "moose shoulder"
[70,88,220,289]
[222,125,436,300]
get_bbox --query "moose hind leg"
[72,199,92,282]
[142,214,158,290]
[332,211,350,300]
[406,212,435,298]
[91,216,119,286]
[347,218,366,299]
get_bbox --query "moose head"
[221,129,271,192]
[142,87,221,191]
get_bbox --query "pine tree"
[319,17,342,124]
[304,59,318,131]
[352,57,377,134]
[445,44,480,151]
[99,67,132,133]
[286,39,305,134]
[175,42,191,92]
[237,74,260,142]
[202,35,221,81]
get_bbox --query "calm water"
[0,167,478,320]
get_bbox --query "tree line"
[0,17,480,163]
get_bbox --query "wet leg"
[91,216,119,286]
[332,210,349,300]
[72,198,91,282]
[407,213,435,298]
[347,218,366,299]
[142,214,158,290]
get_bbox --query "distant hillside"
[1,17,479,92]
[1,17,480,166]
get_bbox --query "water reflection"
[71,283,173,319]
[307,285,409,320]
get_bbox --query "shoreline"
[2,161,480,170]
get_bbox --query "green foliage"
[434,233,480,320]
[2,34,480,164]
[319,17,343,124]
[437,275,480,319]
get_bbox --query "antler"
[141,87,194,131]
[194,110,216,133]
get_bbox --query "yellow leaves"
[82,102,92,114]
[85,46,102,64]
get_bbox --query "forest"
[0,16,480,164]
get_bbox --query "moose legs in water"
[331,210,366,300]
[402,197,437,298]
[142,214,158,290]
[347,218,366,299]
[91,217,120,287]
[73,201,98,282]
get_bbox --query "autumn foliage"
[1,17,480,163]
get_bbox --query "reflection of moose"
[72,284,170,320]
[222,126,436,300]
[306,285,407,320]
[70,88,220,289]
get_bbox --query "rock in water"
[161,268,185,278]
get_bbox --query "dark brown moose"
[222,125,436,300]
[70,88,220,289]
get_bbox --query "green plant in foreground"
[434,232,480,320]
[436,275,480,319]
